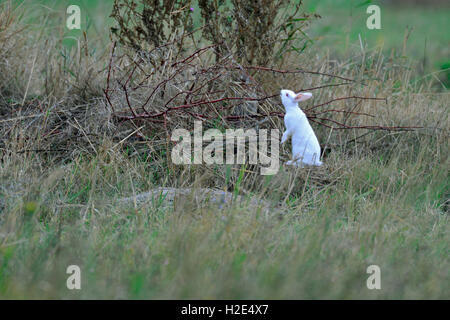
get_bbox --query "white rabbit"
[280,89,323,167]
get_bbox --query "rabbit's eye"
[286,93,289,97]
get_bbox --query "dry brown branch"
[103,36,422,145]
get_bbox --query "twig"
[236,65,355,82]
[22,50,38,106]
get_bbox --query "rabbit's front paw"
[281,132,289,144]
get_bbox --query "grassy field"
[19,0,450,79]
[305,0,450,73]
[0,0,449,299]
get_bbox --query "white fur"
[280,89,322,167]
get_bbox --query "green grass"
[18,0,450,70]
[14,0,449,91]
[305,0,450,75]
[0,133,448,299]
[0,0,449,299]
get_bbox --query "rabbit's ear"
[295,92,312,102]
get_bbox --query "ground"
[0,0,448,299]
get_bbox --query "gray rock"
[118,187,282,214]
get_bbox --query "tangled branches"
[104,39,420,143]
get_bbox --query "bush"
[111,0,318,65]
[111,0,195,54]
